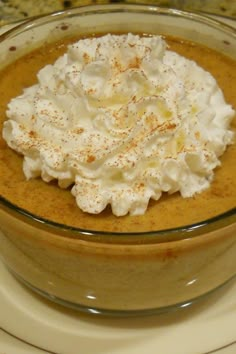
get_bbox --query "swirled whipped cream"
[3,33,235,216]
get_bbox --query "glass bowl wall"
[0,4,235,315]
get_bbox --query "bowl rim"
[1,195,235,239]
[0,3,236,42]
[0,3,235,240]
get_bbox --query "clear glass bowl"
[0,4,235,316]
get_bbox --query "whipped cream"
[3,33,235,216]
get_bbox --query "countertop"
[0,0,236,26]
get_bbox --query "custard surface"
[0,35,235,232]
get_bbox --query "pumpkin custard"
[0,19,235,315]
[0,34,235,232]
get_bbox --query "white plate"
[0,12,236,354]
[0,260,236,354]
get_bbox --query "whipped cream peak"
[3,33,235,216]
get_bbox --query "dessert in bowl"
[0,4,235,315]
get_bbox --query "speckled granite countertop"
[0,0,235,26]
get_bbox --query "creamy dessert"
[2,33,235,217]
[0,6,235,314]
[0,33,235,231]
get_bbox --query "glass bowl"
[0,4,235,316]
